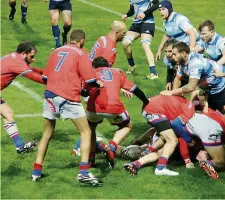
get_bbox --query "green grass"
[1,0,225,199]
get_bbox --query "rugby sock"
[79,162,90,176]
[52,25,61,47]
[149,65,157,75]
[156,156,168,170]
[74,138,81,150]
[108,140,118,153]
[133,160,142,169]
[32,163,42,177]
[178,137,191,161]
[21,5,27,19]
[88,152,95,166]
[63,25,71,37]
[96,142,106,153]
[127,57,135,67]
[206,160,215,167]
[4,122,25,148]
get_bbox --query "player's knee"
[141,39,151,47]
[64,21,72,27]
[4,109,14,122]
[50,17,58,26]
[122,36,133,48]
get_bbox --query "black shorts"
[208,87,225,113]
[49,0,72,11]
[129,22,155,36]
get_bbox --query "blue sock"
[21,5,27,19]
[32,163,42,176]
[149,66,157,75]
[156,156,168,170]
[52,25,61,47]
[79,162,90,176]
[74,138,81,150]
[128,57,135,67]
[4,122,25,148]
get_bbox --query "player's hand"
[122,15,128,22]
[166,82,172,90]
[121,88,133,99]
[137,13,145,20]
[97,80,104,88]
[160,90,173,96]
[156,50,161,61]
[196,150,208,161]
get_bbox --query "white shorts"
[43,97,86,120]
[185,113,223,146]
[86,110,130,126]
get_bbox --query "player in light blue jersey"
[156,1,199,61]
[193,20,225,67]
[49,0,72,48]
[161,42,225,113]
[122,0,159,80]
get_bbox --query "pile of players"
[2,0,225,187]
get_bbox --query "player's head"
[110,21,127,42]
[163,38,178,61]
[16,41,37,64]
[172,42,190,65]
[198,20,215,43]
[192,89,208,111]
[159,0,173,19]
[70,29,85,48]
[92,57,109,68]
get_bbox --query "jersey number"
[100,70,113,81]
[55,52,68,71]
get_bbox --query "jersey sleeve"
[78,51,96,83]
[188,58,203,79]
[89,38,102,62]
[176,15,193,32]
[217,38,225,53]
[13,59,32,75]
[120,70,136,91]
[198,39,205,49]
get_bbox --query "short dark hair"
[70,29,85,42]
[92,57,109,68]
[163,38,178,49]
[198,20,215,32]
[172,42,190,54]
[16,41,37,54]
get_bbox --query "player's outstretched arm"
[132,87,149,107]
[22,71,46,84]
[156,34,170,61]
[143,0,159,17]
[31,67,44,75]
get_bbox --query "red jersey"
[86,67,136,114]
[43,44,96,102]
[203,109,225,132]
[1,53,32,90]
[89,36,116,66]
[144,95,195,122]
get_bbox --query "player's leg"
[32,118,56,181]
[1,100,37,153]
[49,2,61,48]
[61,1,72,45]
[141,32,158,80]
[9,0,16,20]
[122,26,140,74]
[21,0,28,24]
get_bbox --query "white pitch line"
[12,81,43,103]
[77,0,164,32]
[15,113,43,118]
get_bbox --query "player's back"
[87,67,135,114]
[1,53,30,90]
[44,44,94,102]
[89,36,116,66]
[144,95,194,121]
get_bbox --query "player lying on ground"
[1,41,46,154]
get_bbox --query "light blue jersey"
[177,53,225,95]
[163,12,199,45]
[198,33,225,63]
[164,56,175,69]
[130,0,154,24]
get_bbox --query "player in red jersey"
[89,21,126,67]
[85,57,149,168]
[1,41,45,154]
[31,30,104,187]
[124,95,195,176]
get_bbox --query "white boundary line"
[15,113,43,118]
[77,0,164,32]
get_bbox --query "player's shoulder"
[112,68,126,74]
[174,12,189,22]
